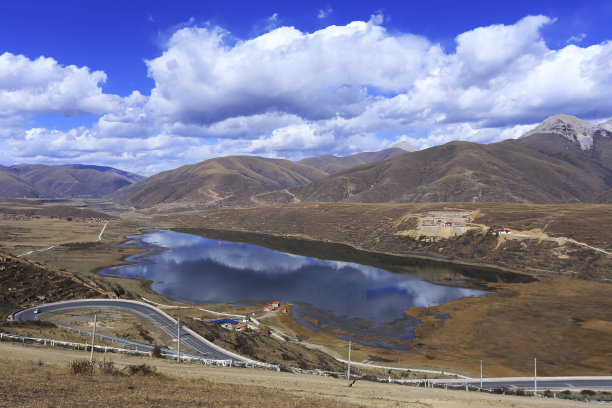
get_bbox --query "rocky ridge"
[521,113,610,151]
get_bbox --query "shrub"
[69,359,92,375]
[580,390,596,396]
[125,364,156,376]
[151,346,163,358]
[98,359,118,375]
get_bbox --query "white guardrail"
[336,359,471,379]
[12,299,612,391]
[11,298,280,369]
[0,331,270,368]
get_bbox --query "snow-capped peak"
[521,114,609,151]
[600,118,612,133]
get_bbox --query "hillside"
[0,164,143,198]
[112,155,328,208]
[298,147,409,174]
[0,252,110,318]
[64,164,144,184]
[0,167,41,198]
[110,115,610,208]
[290,116,611,205]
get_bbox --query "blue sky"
[1,1,612,175]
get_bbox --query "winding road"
[13,299,612,391]
[13,299,252,363]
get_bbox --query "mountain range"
[0,164,143,198]
[1,114,610,205]
[111,148,407,208]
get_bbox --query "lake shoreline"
[175,226,535,286]
[101,229,488,350]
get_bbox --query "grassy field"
[0,342,589,408]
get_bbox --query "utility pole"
[90,314,97,365]
[534,358,537,395]
[347,341,352,387]
[480,360,483,389]
[177,317,181,362]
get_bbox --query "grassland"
[1,199,610,379]
[0,342,588,408]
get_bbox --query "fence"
[0,331,152,357]
[0,332,250,368]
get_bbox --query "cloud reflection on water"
[103,230,485,347]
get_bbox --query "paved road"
[13,299,252,363]
[14,300,612,391]
[427,377,612,392]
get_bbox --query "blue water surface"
[101,230,485,349]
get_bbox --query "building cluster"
[263,301,281,311]
[491,226,511,234]
[0,213,40,221]
[0,213,107,224]
[421,211,471,228]
[209,301,287,335]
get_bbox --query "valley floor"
[1,200,611,380]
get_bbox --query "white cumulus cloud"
[0,52,119,118]
[1,15,612,175]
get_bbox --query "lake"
[101,229,486,349]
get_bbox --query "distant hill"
[593,189,612,204]
[64,164,144,184]
[298,147,410,174]
[0,167,42,198]
[0,164,143,198]
[289,115,611,204]
[112,156,328,208]
[519,114,612,175]
[111,116,611,208]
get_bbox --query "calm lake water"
[101,230,485,349]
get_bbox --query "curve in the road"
[13,298,254,363]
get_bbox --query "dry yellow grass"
[0,342,588,408]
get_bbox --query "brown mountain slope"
[7,164,141,198]
[290,138,611,204]
[298,147,408,174]
[593,189,612,204]
[113,156,328,208]
[0,168,41,198]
